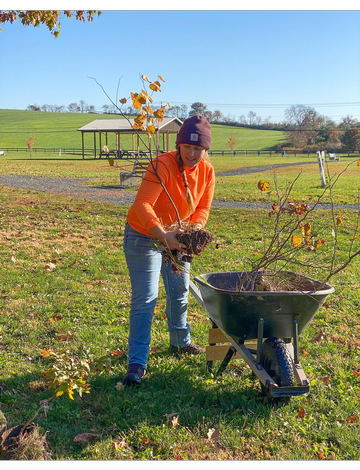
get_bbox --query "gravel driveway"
[0,162,359,211]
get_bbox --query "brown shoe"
[171,342,205,355]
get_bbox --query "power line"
[160,101,360,108]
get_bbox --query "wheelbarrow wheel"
[260,337,294,400]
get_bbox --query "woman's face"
[179,144,206,169]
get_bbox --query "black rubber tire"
[260,337,294,399]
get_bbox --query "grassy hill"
[0,109,287,151]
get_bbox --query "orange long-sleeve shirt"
[126,150,215,237]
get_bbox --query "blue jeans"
[123,223,191,369]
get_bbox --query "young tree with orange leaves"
[0,10,101,37]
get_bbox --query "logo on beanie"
[190,133,199,142]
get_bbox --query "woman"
[122,114,215,386]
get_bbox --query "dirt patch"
[235,271,321,292]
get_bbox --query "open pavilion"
[77,116,183,159]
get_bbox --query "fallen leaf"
[320,376,330,385]
[113,439,132,450]
[74,433,98,444]
[346,414,359,423]
[56,330,75,341]
[311,330,326,342]
[114,382,125,391]
[49,314,63,323]
[353,370,360,377]
[318,450,325,459]
[171,415,180,428]
[41,349,54,358]
[301,349,308,356]
[111,349,124,357]
[296,407,306,419]
[207,428,220,442]
[45,262,56,271]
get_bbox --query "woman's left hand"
[150,226,186,251]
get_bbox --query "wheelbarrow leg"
[207,320,218,373]
[216,346,236,377]
[289,315,310,388]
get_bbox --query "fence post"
[317,151,326,186]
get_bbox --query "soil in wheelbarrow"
[229,270,321,292]
[162,226,214,273]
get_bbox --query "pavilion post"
[99,131,102,158]
[93,132,96,158]
[81,132,85,159]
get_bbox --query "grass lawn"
[0,109,287,151]
[1,157,360,460]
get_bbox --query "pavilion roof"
[77,117,183,133]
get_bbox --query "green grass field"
[1,114,360,461]
[0,109,287,151]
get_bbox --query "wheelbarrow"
[189,271,334,400]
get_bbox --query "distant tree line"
[26,100,359,151]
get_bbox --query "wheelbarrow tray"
[190,272,334,399]
[194,271,334,343]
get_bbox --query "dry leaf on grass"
[114,382,126,391]
[74,433,98,444]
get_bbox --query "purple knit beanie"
[176,114,212,150]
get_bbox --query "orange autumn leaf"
[146,125,156,135]
[141,89,153,103]
[318,450,325,459]
[56,330,76,341]
[132,93,146,109]
[301,348,308,356]
[291,234,303,248]
[336,215,343,225]
[357,158,360,166]
[304,222,311,236]
[149,82,161,92]
[346,414,359,423]
[111,349,124,357]
[153,108,165,122]
[353,370,360,377]
[119,98,127,104]
[134,115,146,125]
[158,75,165,82]
[41,349,54,358]
[296,407,306,419]
[257,180,270,191]
[167,102,171,109]
[144,105,154,115]
[132,100,142,110]
[315,239,325,250]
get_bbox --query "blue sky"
[1,7,359,123]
